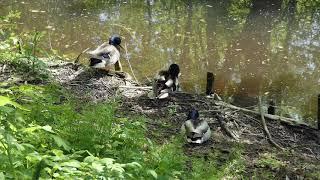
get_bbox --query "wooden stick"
[206,72,214,95]
[258,96,283,150]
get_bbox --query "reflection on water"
[1,0,319,125]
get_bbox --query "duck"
[181,109,211,144]
[87,35,123,71]
[152,63,181,99]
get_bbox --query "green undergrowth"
[0,83,190,179]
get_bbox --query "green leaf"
[23,125,41,133]
[0,172,5,180]
[51,135,71,151]
[84,156,98,163]
[61,160,81,168]
[0,106,14,113]
[41,125,54,133]
[126,162,142,169]
[0,96,30,111]
[100,158,115,166]
[92,162,104,173]
[147,170,158,179]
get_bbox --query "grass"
[0,82,192,179]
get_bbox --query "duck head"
[109,35,123,50]
[168,64,180,78]
[187,109,199,122]
[163,63,180,90]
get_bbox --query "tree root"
[258,96,284,150]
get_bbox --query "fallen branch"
[216,114,239,140]
[258,96,283,150]
[215,101,312,128]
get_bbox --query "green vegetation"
[0,83,188,179]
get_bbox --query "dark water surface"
[1,0,320,125]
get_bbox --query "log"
[215,101,313,128]
[206,72,214,96]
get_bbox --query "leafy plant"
[0,11,48,80]
[0,83,192,179]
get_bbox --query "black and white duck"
[88,35,123,71]
[181,109,211,144]
[152,63,181,99]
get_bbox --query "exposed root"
[258,96,284,150]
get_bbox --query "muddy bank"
[119,92,320,178]
[2,61,320,178]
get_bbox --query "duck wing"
[90,58,102,66]
[88,44,120,65]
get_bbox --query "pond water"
[1,0,320,125]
